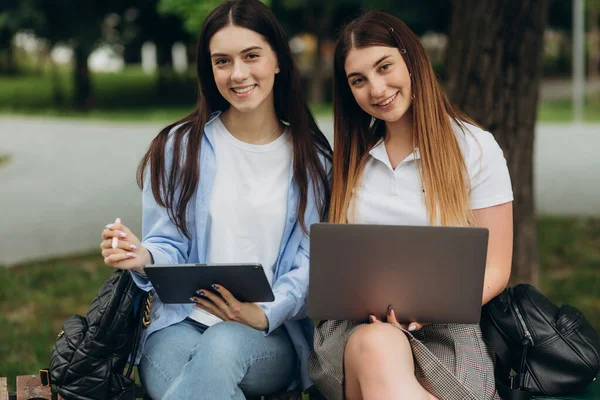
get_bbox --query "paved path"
[1,116,598,266]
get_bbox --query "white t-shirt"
[349,121,513,225]
[189,117,292,326]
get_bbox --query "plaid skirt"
[308,320,500,400]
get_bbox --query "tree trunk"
[445,0,549,286]
[309,34,325,105]
[0,44,16,74]
[589,4,600,81]
[73,44,93,110]
[50,58,65,107]
[307,3,330,105]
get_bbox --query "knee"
[190,322,251,368]
[346,323,411,361]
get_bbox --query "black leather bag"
[44,270,153,400]
[481,284,600,400]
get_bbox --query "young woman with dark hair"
[100,1,331,398]
[309,11,513,400]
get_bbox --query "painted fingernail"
[116,217,121,223]
[111,237,118,249]
[118,231,127,238]
[369,316,375,323]
[211,284,219,291]
[189,297,198,303]
[408,324,416,332]
[387,305,392,315]
[130,244,137,250]
[106,224,114,229]
[196,290,204,296]
[126,252,137,258]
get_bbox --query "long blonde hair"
[330,11,476,227]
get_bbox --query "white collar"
[368,138,421,170]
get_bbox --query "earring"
[275,67,280,73]
[411,94,415,100]
[400,48,407,55]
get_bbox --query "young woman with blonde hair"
[309,11,513,400]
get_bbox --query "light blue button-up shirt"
[131,112,327,390]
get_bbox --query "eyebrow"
[346,55,392,79]
[210,46,263,58]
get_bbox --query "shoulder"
[452,120,513,207]
[163,111,221,154]
[452,120,506,171]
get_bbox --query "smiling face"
[209,24,279,114]
[344,45,413,124]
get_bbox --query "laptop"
[308,223,489,324]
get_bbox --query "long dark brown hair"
[137,0,332,238]
[330,11,476,226]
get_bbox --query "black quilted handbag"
[42,269,153,400]
[481,284,600,400]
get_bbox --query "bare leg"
[344,324,437,400]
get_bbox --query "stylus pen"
[111,217,121,249]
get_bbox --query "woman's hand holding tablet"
[190,283,269,331]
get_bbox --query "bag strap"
[125,289,153,379]
[38,369,59,400]
[481,313,512,373]
[495,377,534,400]
[481,313,534,400]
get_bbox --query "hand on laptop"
[368,305,428,332]
[190,283,269,331]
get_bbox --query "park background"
[0,0,599,392]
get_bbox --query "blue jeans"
[139,318,297,400]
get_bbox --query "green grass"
[6,66,598,122]
[0,217,599,392]
[538,217,600,328]
[0,254,113,391]
[538,98,600,122]
[0,66,197,121]
[0,66,333,121]
[0,154,11,167]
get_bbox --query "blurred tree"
[32,0,131,109]
[158,0,225,34]
[0,0,43,74]
[158,0,452,104]
[120,0,191,97]
[275,0,452,103]
[445,0,550,285]
[121,2,190,67]
[589,0,600,80]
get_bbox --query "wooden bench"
[2,375,62,400]
[0,374,323,400]
[2,374,596,399]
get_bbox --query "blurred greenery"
[0,65,195,113]
[0,65,337,119]
[538,217,600,323]
[1,66,599,122]
[537,98,600,122]
[0,217,598,392]
[0,153,11,167]
[158,0,250,33]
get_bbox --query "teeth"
[233,85,256,94]
[377,93,397,106]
